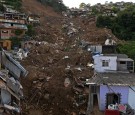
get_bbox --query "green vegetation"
[91,6,99,15]
[117,41,135,60]
[112,6,120,13]
[3,0,22,10]
[96,3,135,62]
[26,24,36,37]
[96,4,135,40]
[79,3,91,9]
[38,0,67,12]
[0,3,5,12]
[10,37,21,48]
[96,15,113,28]
[15,29,23,36]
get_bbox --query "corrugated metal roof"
[117,58,134,61]
[0,79,20,100]
[4,52,28,77]
[2,51,28,79]
[87,73,135,86]
[103,54,128,58]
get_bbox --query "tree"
[96,15,113,28]
[79,3,86,9]
[86,3,91,7]
[26,25,35,37]
[112,6,119,13]
[92,6,99,15]
[96,4,135,40]
[0,3,5,12]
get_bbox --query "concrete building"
[86,73,135,112]
[0,13,27,40]
[93,54,134,73]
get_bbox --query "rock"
[64,78,71,87]
[71,112,77,115]
[44,94,50,100]
[79,109,86,115]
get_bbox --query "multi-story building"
[0,13,27,40]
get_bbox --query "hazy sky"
[63,0,134,8]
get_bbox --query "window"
[120,61,126,64]
[102,60,109,67]
[2,30,8,33]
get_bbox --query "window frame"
[102,60,109,67]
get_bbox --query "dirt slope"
[22,0,61,17]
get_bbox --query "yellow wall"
[0,40,11,50]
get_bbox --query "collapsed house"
[0,50,28,114]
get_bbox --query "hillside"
[20,0,120,115]
[22,0,61,17]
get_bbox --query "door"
[106,93,121,108]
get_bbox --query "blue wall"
[99,85,129,111]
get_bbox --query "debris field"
[20,0,119,115]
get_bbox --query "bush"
[117,41,135,60]
[26,25,36,37]
[96,15,113,28]
[15,29,23,36]
[4,0,22,10]
[0,3,5,12]
[10,37,21,48]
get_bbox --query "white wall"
[90,45,102,53]
[93,55,117,72]
[128,86,135,109]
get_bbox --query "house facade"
[87,73,135,112]
[0,13,27,40]
[99,85,129,111]
[128,86,135,109]
[93,54,134,73]
[87,53,135,114]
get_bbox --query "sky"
[63,0,134,8]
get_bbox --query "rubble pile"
[21,40,93,115]
[0,51,28,115]
[20,0,120,115]
[20,18,120,115]
[20,16,119,115]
